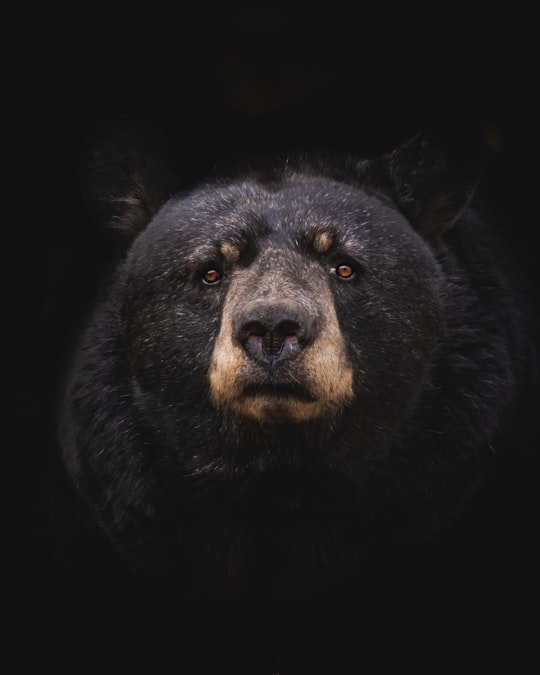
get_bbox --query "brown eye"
[202,269,221,284]
[335,264,355,280]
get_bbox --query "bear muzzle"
[208,269,354,423]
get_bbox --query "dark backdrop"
[8,7,539,668]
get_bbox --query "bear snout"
[208,259,354,423]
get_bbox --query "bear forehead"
[143,174,404,252]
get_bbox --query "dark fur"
[54,123,538,613]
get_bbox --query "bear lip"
[240,382,317,403]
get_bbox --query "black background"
[9,7,540,670]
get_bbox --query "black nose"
[237,306,311,369]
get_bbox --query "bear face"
[58,123,537,603]
[122,175,441,434]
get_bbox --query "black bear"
[45,117,538,616]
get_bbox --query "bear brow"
[313,231,334,253]
[220,241,241,263]
[188,233,254,269]
[295,227,337,255]
[214,214,269,265]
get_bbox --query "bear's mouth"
[231,381,322,423]
[240,383,317,403]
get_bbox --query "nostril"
[242,321,266,346]
[275,320,300,339]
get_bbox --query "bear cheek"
[123,294,216,395]
[207,281,261,412]
[298,299,356,414]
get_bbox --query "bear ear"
[357,113,490,237]
[80,115,179,240]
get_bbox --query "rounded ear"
[356,111,490,237]
[79,115,179,241]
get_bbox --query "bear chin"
[228,391,332,424]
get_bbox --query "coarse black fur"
[36,117,539,620]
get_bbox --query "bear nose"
[237,305,312,369]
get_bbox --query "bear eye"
[201,268,222,285]
[334,263,355,280]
